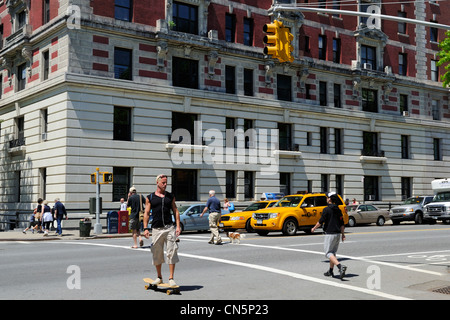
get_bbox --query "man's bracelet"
[144,228,151,231]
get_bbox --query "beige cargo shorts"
[151,224,179,265]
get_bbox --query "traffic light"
[90,173,96,184]
[263,20,282,60]
[102,172,113,184]
[279,27,294,62]
[263,20,294,63]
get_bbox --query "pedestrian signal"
[279,27,294,62]
[102,172,113,184]
[90,173,96,184]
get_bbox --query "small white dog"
[227,232,246,244]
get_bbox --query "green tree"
[437,31,450,87]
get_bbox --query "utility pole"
[94,167,102,235]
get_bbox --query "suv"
[389,196,433,225]
[250,193,348,236]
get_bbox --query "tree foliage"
[438,31,450,88]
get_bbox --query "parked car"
[148,204,211,233]
[347,204,390,227]
[390,196,433,225]
[220,200,278,232]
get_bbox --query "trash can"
[79,218,92,237]
[107,211,119,234]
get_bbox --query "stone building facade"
[0,0,449,227]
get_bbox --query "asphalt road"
[2,223,450,304]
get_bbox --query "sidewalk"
[0,229,133,242]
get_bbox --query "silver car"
[390,196,433,225]
[347,204,390,227]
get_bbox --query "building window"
[115,0,133,22]
[243,17,253,46]
[172,112,197,145]
[280,173,291,196]
[41,108,48,141]
[332,38,340,63]
[321,174,329,193]
[432,99,440,120]
[17,63,26,92]
[225,117,236,148]
[304,36,310,53]
[336,174,343,196]
[244,119,254,149]
[318,35,326,60]
[226,171,236,199]
[173,169,198,201]
[173,1,198,35]
[244,171,254,199]
[11,116,25,148]
[172,57,198,89]
[113,167,131,201]
[400,94,408,114]
[114,107,132,141]
[320,127,328,154]
[430,24,438,42]
[335,128,343,154]
[40,168,47,200]
[243,69,253,96]
[431,60,439,82]
[364,176,379,201]
[433,138,441,161]
[43,0,51,24]
[401,177,412,200]
[278,123,292,151]
[319,81,327,106]
[333,83,341,108]
[361,45,376,69]
[225,13,236,43]
[225,65,236,94]
[17,10,27,31]
[43,51,49,80]
[398,11,406,34]
[401,135,409,159]
[114,48,132,80]
[362,88,378,113]
[398,53,407,76]
[362,131,382,157]
[277,74,292,101]
[15,171,21,203]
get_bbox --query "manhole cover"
[432,286,450,295]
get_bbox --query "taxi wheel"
[245,219,254,233]
[282,219,297,236]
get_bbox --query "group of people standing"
[23,198,68,236]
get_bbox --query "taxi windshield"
[274,196,303,207]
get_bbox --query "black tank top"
[148,192,174,228]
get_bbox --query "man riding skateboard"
[143,174,181,287]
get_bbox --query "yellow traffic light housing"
[263,20,282,60]
[279,27,294,62]
[90,173,96,184]
[102,172,113,184]
[263,20,294,63]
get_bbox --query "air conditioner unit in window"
[363,63,372,70]
[402,111,409,117]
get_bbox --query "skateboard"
[143,278,180,295]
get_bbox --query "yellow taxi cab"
[220,200,278,232]
[251,193,348,236]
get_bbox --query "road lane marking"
[236,242,444,276]
[58,240,410,300]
